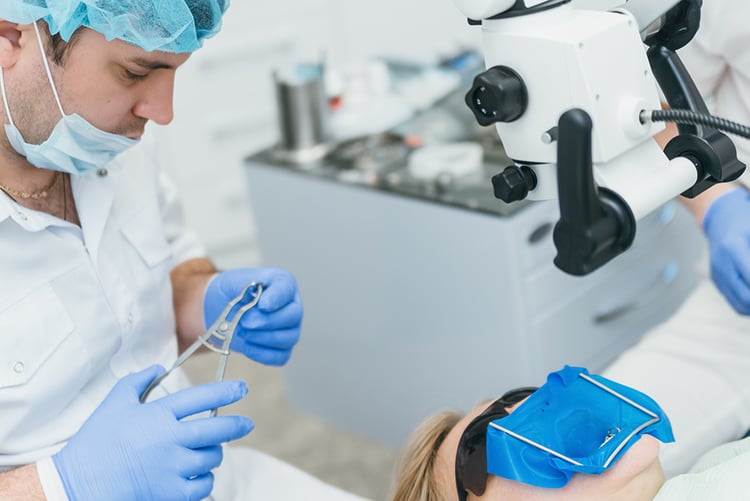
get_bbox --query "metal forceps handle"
[139,282,264,417]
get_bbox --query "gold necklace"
[0,171,61,200]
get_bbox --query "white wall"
[152,0,481,267]
[324,0,480,65]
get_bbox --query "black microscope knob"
[492,165,537,203]
[465,66,528,126]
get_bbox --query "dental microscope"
[452,0,745,275]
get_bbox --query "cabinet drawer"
[522,202,701,312]
[514,201,558,271]
[515,201,688,274]
[528,253,685,375]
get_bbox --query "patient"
[390,366,750,501]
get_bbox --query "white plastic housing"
[480,5,664,164]
[595,140,697,220]
[526,140,698,221]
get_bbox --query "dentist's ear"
[0,21,22,67]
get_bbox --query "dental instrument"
[140,282,264,416]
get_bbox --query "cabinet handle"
[592,261,679,325]
[527,222,553,245]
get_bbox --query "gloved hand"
[53,366,253,501]
[204,267,303,366]
[703,187,750,315]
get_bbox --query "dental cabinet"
[244,105,706,448]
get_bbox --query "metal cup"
[274,64,330,163]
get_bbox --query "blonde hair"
[389,411,464,501]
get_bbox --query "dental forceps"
[140,282,264,416]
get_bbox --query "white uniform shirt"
[654,437,750,500]
[0,136,203,469]
[678,0,750,186]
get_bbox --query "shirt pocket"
[0,283,75,389]
[121,207,172,268]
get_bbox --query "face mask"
[0,22,139,175]
[485,365,674,488]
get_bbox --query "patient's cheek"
[571,435,662,487]
[483,435,662,499]
[606,435,661,479]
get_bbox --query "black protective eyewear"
[454,386,538,501]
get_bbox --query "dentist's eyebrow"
[128,57,175,70]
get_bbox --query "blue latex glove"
[52,366,253,501]
[204,267,303,366]
[703,187,750,315]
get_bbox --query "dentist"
[0,2,357,500]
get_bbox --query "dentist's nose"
[132,73,176,126]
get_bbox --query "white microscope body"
[452,0,743,274]
[475,3,695,216]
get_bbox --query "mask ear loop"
[32,21,66,118]
[0,68,15,126]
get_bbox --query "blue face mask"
[0,22,139,175]
[485,366,674,488]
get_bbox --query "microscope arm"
[648,45,745,197]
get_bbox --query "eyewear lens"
[455,387,538,501]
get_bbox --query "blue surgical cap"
[0,0,229,53]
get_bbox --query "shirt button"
[127,311,135,325]
[97,168,108,177]
[16,212,27,221]
[13,362,25,374]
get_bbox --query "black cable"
[642,109,750,140]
